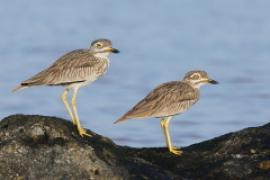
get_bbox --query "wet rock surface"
[0,114,269,180]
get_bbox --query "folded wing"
[13,49,107,91]
[115,81,199,123]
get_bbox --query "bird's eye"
[191,73,200,80]
[95,43,102,48]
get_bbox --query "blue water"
[1,0,270,147]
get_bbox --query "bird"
[13,38,119,137]
[114,70,218,155]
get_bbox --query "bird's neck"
[192,83,204,89]
[93,52,111,59]
[184,80,203,89]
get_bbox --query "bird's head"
[183,70,218,88]
[89,39,119,58]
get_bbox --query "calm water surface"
[0,0,270,147]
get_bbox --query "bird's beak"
[207,79,219,84]
[106,47,120,53]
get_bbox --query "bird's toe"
[78,128,92,137]
[169,147,183,156]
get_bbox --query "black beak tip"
[112,48,120,53]
[209,79,219,84]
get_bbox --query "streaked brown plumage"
[15,50,109,88]
[14,39,119,137]
[115,70,218,155]
[116,81,199,122]
[14,40,118,90]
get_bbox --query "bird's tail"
[12,84,28,92]
[114,116,128,124]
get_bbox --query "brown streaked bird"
[114,70,218,155]
[13,39,119,137]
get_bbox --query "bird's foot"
[169,147,183,156]
[77,127,92,137]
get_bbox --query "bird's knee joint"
[71,101,76,106]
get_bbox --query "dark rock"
[0,114,269,180]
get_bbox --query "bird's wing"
[115,81,199,123]
[19,49,108,86]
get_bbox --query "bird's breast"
[84,58,110,82]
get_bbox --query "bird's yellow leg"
[61,89,76,125]
[71,87,91,137]
[160,118,169,148]
[160,116,183,156]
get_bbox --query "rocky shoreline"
[0,114,269,179]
